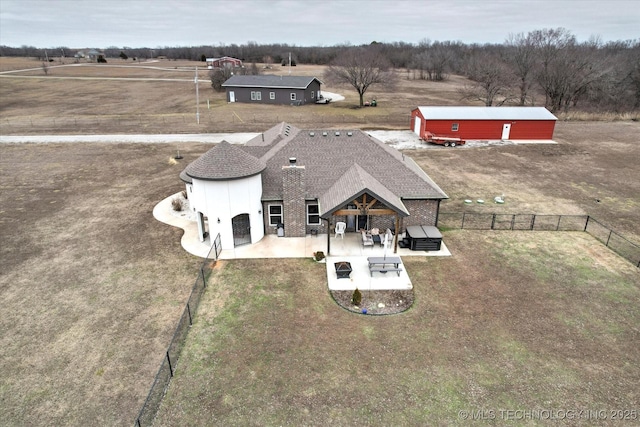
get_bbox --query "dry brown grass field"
[0,57,638,425]
[0,58,540,135]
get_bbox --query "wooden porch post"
[323,217,331,255]
[394,215,399,253]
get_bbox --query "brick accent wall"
[305,201,328,235]
[282,165,306,237]
[402,199,440,231]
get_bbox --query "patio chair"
[335,222,346,239]
[361,230,374,248]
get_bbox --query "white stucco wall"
[189,174,264,250]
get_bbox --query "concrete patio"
[154,193,451,291]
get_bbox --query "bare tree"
[417,41,454,81]
[459,50,516,106]
[209,67,233,92]
[41,61,49,75]
[627,44,640,108]
[505,32,537,105]
[531,28,606,113]
[324,47,397,106]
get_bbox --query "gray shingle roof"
[222,75,322,89]
[182,123,448,210]
[179,169,192,184]
[242,123,448,201]
[184,141,266,181]
[319,164,410,218]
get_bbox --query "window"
[270,91,275,100]
[307,204,320,225]
[251,91,261,101]
[311,91,315,99]
[290,93,296,101]
[268,204,283,226]
[451,123,459,131]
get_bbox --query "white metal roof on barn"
[416,106,557,121]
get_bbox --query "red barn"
[206,56,243,69]
[411,106,557,141]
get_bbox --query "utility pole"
[288,52,291,75]
[195,66,200,124]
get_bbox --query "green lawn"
[153,231,639,426]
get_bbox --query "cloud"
[1,0,637,48]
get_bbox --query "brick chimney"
[282,158,306,237]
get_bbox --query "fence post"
[166,351,173,377]
[605,230,613,247]
[556,215,561,231]
[584,216,590,232]
[531,215,536,230]
[511,214,515,230]
[461,212,466,229]
[491,214,496,230]
[200,267,206,288]
[136,419,141,427]
[187,303,192,326]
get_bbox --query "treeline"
[1,28,638,112]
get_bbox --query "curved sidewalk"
[153,193,213,258]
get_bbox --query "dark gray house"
[221,75,322,105]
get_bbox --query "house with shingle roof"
[180,122,448,252]
[221,75,322,105]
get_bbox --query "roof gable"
[319,164,409,218]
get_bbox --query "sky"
[1,0,638,49]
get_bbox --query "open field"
[409,121,640,242]
[7,57,618,136]
[0,57,638,425]
[154,233,639,426]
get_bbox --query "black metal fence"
[584,217,640,268]
[439,213,640,268]
[134,233,222,427]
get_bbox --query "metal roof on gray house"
[416,106,557,121]
[222,75,322,89]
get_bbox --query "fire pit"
[334,261,352,279]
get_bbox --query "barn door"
[501,123,511,139]
[232,214,251,247]
[413,116,421,135]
